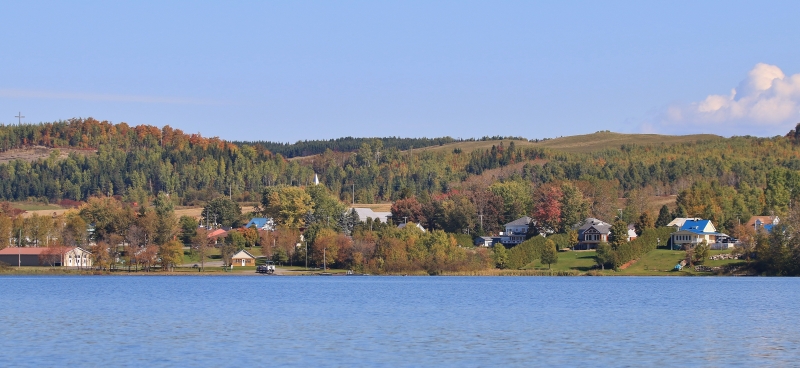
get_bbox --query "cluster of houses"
[474,214,780,251]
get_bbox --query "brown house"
[231,250,256,267]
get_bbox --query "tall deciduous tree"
[532,184,562,234]
[559,182,589,233]
[390,197,426,225]
[261,186,313,228]
[159,239,183,271]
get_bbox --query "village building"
[670,219,727,249]
[350,207,392,223]
[499,216,533,246]
[230,250,256,267]
[666,217,702,228]
[745,215,779,233]
[0,247,92,267]
[243,217,275,231]
[575,218,612,250]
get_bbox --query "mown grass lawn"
[526,250,598,272]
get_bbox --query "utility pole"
[15,112,24,124]
[18,229,22,267]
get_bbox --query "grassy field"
[409,132,723,155]
[518,247,745,276]
[410,139,536,154]
[351,203,393,212]
[532,131,722,154]
[11,202,64,211]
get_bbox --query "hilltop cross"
[15,112,24,124]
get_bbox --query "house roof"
[231,250,256,259]
[680,219,715,232]
[667,217,701,227]
[207,229,228,238]
[0,247,47,255]
[745,216,778,228]
[350,208,392,223]
[398,222,426,232]
[244,218,269,229]
[505,216,533,227]
[0,246,87,255]
[577,218,611,233]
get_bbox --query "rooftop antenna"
[15,112,24,124]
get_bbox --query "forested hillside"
[3,118,800,274]
[2,118,800,234]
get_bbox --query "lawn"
[521,248,747,276]
[526,250,599,272]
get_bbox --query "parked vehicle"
[256,261,275,274]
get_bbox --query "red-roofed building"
[0,247,92,267]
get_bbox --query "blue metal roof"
[244,218,268,229]
[680,219,712,231]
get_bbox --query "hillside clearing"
[0,145,97,164]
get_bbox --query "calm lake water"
[0,276,797,367]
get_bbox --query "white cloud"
[652,63,800,135]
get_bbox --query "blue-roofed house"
[670,219,726,249]
[243,217,275,231]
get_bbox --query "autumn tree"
[532,184,562,234]
[559,182,589,233]
[90,242,113,270]
[159,239,184,271]
[635,212,654,235]
[192,228,212,271]
[261,186,313,228]
[0,214,12,249]
[390,197,426,225]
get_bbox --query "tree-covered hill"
[2,118,800,236]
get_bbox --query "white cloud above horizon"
[645,63,800,136]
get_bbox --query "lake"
[0,276,797,367]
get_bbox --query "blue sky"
[1,1,799,142]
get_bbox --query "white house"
[745,216,779,233]
[350,207,392,223]
[670,219,726,249]
[499,216,533,246]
